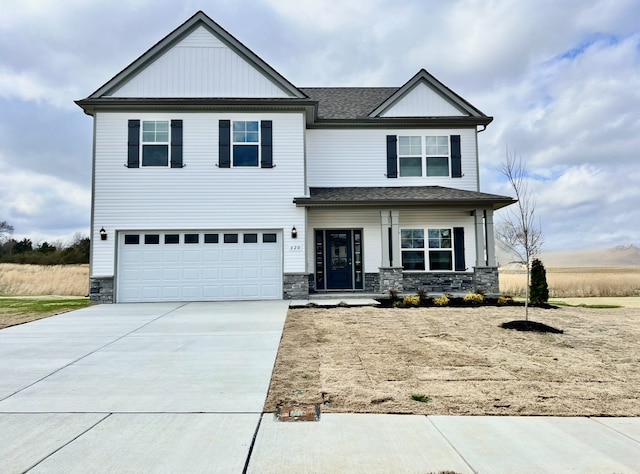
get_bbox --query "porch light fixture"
[291,226,298,239]
[99,227,107,241]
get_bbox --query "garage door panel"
[117,230,282,302]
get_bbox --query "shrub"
[497,295,514,305]
[463,292,485,304]
[416,288,428,305]
[530,258,549,304]
[433,295,450,307]
[402,295,420,307]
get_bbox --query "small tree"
[529,258,549,305]
[0,220,13,241]
[496,149,543,321]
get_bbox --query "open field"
[0,263,89,296]
[500,266,640,297]
[265,305,640,416]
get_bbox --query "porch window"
[428,228,453,270]
[401,229,425,270]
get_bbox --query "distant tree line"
[0,220,89,265]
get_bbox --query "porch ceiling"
[294,186,516,210]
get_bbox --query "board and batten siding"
[91,111,306,277]
[110,26,291,98]
[399,209,477,272]
[306,209,383,274]
[305,128,478,190]
[380,83,466,117]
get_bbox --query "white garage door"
[117,230,282,302]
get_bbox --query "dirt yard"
[265,305,640,416]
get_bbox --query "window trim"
[396,135,452,178]
[401,227,456,271]
[232,120,260,167]
[141,120,170,167]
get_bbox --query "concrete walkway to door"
[0,301,288,473]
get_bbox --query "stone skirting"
[283,273,310,299]
[89,277,114,304]
[376,267,500,295]
[473,266,500,294]
[379,267,404,294]
[364,273,379,293]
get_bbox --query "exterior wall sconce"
[291,226,298,239]
[99,227,107,241]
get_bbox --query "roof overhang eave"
[75,98,318,116]
[306,116,493,128]
[294,198,516,210]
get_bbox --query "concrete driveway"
[0,301,288,473]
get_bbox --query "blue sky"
[0,0,638,251]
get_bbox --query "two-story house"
[77,11,514,303]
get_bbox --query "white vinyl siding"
[110,26,292,98]
[91,111,306,277]
[380,83,466,117]
[306,128,478,190]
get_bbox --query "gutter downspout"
[475,124,487,191]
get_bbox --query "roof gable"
[88,11,305,99]
[369,69,488,118]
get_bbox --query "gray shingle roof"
[299,88,397,119]
[294,186,515,210]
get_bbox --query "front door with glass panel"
[315,230,364,291]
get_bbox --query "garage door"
[117,230,282,302]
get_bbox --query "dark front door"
[326,230,352,289]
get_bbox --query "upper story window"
[397,135,450,177]
[398,136,422,177]
[386,134,461,179]
[425,136,449,177]
[218,120,273,169]
[127,119,183,168]
[142,121,169,166]
[232,121,260,167]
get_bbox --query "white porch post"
[474,209,486,267]
[485,209,496,267]
[390,210,401,267]
[380,210,390,267]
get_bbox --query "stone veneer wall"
[89,277,114,304]
[364,273,379,293]
[473,267,500,294]
[402,272,474,294]
[379,267,404,294]
[283,273,309,299]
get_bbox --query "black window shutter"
[127,120,140,168]
[218,120,231,168]
[170,120,183,168]
[451,135,462,178]
[453,227,466,271]
[386,135,397,178]
[260,120,273,168]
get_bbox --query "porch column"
[380,211,390,267]
[485,209,496,267]
[474,209,485,267]
[390,210,401,267]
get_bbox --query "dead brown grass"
[500,266,640,297]
[0,263,89,296]
[265,305,640,416]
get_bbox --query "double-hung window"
[387,134,461,179]
[425,136,450,176]
[232,121,259,167]
[401,228,456,271]
[427,228,453,270]
[398,136,422,177]
[127,119,183,168]
[142,121,169,166]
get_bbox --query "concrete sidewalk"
[1,302,638,473]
